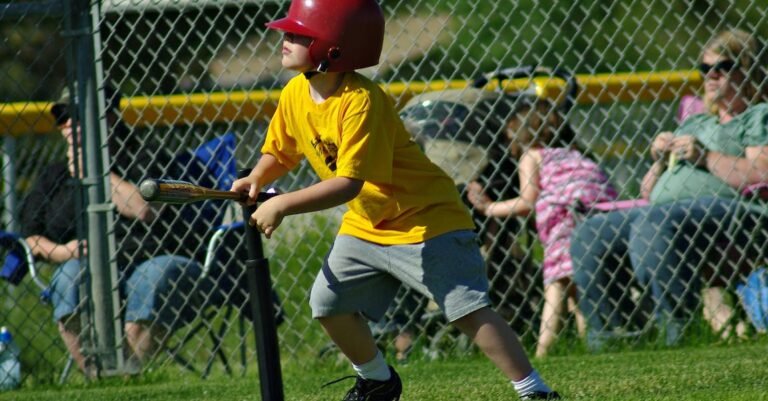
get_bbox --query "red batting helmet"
[266,0,385,73]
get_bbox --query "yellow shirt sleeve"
[261,82,304,169]
[335,95,393,184]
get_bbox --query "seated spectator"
[570,29,768,348]
[467,99,618,357]
[22,84,212,377]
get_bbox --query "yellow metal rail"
[0,70,702,137]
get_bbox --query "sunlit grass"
[6,340,768,401]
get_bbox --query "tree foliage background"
[2,0,767,103]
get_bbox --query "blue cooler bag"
[0,232,28,286]
[736,267,768,333]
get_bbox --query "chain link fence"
[2,0,767,386]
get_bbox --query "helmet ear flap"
[317,47,342,73]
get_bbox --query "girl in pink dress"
[467,100,617,357]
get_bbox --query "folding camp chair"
[156,132,284,378]
[164,218,284,378]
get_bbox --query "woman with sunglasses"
[570,29,768,349]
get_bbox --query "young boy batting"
[231,0,560,399]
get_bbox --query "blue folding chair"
[159,132,284,378]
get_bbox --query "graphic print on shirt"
[311,134,338,172]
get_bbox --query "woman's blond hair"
[702,29,767,112]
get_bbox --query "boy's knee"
[450,306,492,331]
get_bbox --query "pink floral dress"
[535,148,618,284]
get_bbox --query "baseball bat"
[139,179,275,204]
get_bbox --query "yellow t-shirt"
[261,72,475,244]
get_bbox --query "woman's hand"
[466,181,493,215]
[671,135,708,167]
[650,131,675,161]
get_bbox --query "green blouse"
[650,103,768,204]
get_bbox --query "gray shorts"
[309,230,490,322]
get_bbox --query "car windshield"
[399,100,471,142]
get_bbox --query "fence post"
[1,138,17,233]
[70,0,124,374]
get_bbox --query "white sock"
[352,350,391,381]
[511,369,552,395]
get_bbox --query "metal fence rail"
[1,0,767,387]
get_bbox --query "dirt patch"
[363,13,453,76]
[207,13,453,87]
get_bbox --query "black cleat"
[520,391,561,400]
[324,366,402,401]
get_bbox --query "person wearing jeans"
[571,29,768,347]
[571,196,760,346]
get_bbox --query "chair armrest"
[583,199,649,213]
[202,221,245,279]
[19,239,47,291]
[201,188,280,278]
[200,187,280,281]
[742,183,768,200]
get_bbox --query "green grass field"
[4,340,768,401]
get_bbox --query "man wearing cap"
[21,84,211,377]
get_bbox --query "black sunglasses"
[698,59,737,76]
